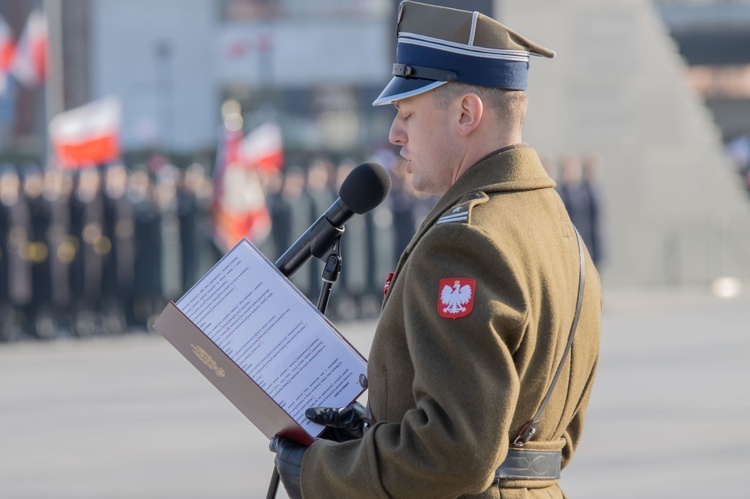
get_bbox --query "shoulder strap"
[512,229,586,448]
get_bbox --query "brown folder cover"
[154,302,317,446]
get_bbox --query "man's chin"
[410,177,437,196]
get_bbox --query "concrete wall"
[501,0,750,288]
[92,0,217,153]
[91,0,390,155]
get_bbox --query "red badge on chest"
[383,272,394,298]
[438,278,476,319]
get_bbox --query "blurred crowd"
[0,161,213,342]
[0,155,436,342]
[0,150,604,343]
[541,151,606,268]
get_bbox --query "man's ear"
[456,93,483,136]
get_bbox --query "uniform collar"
[422,145,554,231]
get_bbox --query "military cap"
[373,1,555,106]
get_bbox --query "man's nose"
[389,118,405,146]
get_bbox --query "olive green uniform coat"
[302,146,602,498]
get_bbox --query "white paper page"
[176,239,367,436]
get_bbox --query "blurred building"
[657,0,750,142]
[0,0,400,162]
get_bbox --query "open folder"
[153,238,368,446]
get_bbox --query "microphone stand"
[266,233,344,499]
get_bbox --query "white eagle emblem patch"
[438,278,476,319]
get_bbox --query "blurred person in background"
[305,158,337,300]
[360,158,397,319]
[281,166,313,297]
[177,163,212,292]
[388,155,418,261]
[128,166,163,330]
[266,167,292,261]
[539,152,559,187]
[558,153,599,268]
[270,2,602,498]
[102,163,135,335]
[188,163,216,277]
[68,166,106,337]
[0,166,30,341]
[0,166,12,340]
[156,164,183,304]
[581,152,605,268]
[22,165,57,339]
[725,130,750,195]
[44,168,75,336]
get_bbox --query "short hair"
[431,82,528,131]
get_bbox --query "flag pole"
[43,0,64,167]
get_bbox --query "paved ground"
[1,286,749,498]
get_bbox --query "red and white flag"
[238,121,284,172]
[9,9,47,88]
[0,13,15,93]
[211,121,284,252]
[49,97,122,169]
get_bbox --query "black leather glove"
[269,436,306,499]
[305,401,366,442]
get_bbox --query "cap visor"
[372,77,447,106]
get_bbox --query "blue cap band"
[397,41,530,91]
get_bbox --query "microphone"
[275,162,391,278]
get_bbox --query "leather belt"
[493,448,562,482]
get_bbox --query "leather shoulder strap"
[512,229,586,448]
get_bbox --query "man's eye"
[402,113,412,121]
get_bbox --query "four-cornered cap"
[373,1,555,106]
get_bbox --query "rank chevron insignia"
[437,206,469,225]
[436,192,488,225]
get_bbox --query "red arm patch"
[438,278,476,319]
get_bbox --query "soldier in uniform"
[156,164,183,303]
[282,166,314,297]
[129,166,163,330]
[44,168,75,335]
[69,166,106,337]
[23,165,59,339]
[270,2,602,498]
[6,167,34,339]
[176,163,207,292]
[102,163,135,334]
[558,154,595,262]
[0,166,30,341]
[0,166,11,340]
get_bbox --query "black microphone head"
[339,162,391,214]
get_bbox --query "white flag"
[9,10,47,88]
